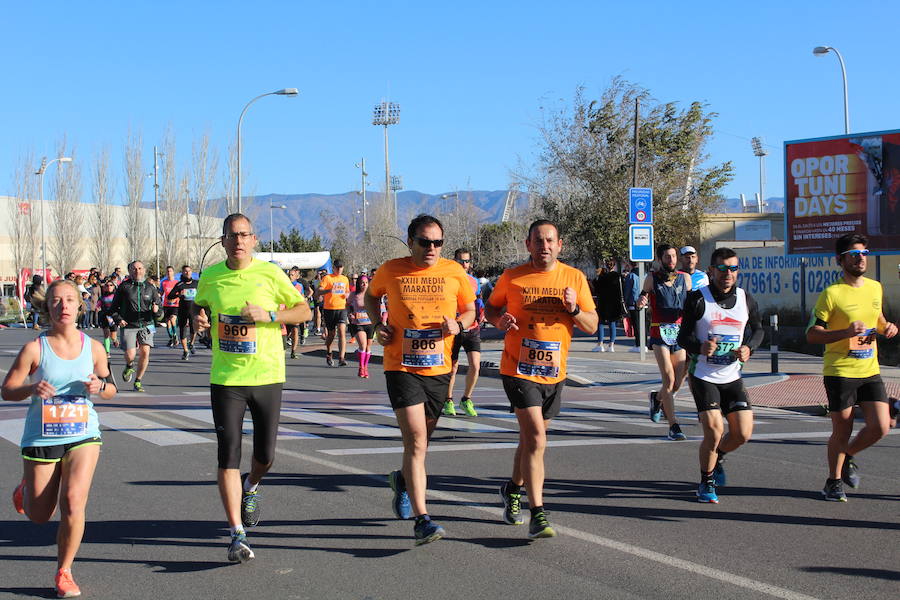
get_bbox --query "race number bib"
[517,338,562,378]
[332,282,347,297]
[355,311,372,325]
[183,288,197,301]
[146,323,156,334]
[848,328,876,359]
[660,323,680,346]
[401,328,444,367]
[42,395,89,437]
[708,333,740,365]
[218,314,257,354]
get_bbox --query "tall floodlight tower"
[751,137,768,212]
[373,101,400,224]
[390,175,403,220]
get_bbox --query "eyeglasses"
[713,265,739,272]
[413,237,444,248]
[223,231,255,240]
[840,248,869,257]
[458,258,471,263]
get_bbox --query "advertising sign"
[785,129,900,255]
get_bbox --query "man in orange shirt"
[315,260,350,366]
[486,219,598,539]
[365,214,476,545]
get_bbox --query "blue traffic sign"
[629,224,654,262]
[629,188,653,224]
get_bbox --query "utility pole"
[634,97,646,362]
[153,146,160,277]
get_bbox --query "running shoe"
[697,481,719,503]
[889,397,899,421]
[822,479,847,502]
[241,474,261,527]
[181,351,189,361]
[528,510,557,539]
[712,461,727,487]
[189,343,196,355]
[442,400,456,416]
[357,366,364,378]
[122,365,135,383]
[55,567,81,598]
[388,470,412,520]
[12,478,25,514]
[290,351,297,359]
[667,423,686,441]
[841,457,860,489]
[591,343,604,352]
[133,380,145,393]
[413,518,445,545]
[499,481,524,525]
[649,391,663,423]
[300,336,306,346]
[607,344,616,353]
[460,398,478,417]
[362,366,369,378]
[326,353,334,367]
[338,359,348,367]
[227,531,255,563]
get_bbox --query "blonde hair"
[32,279,86,323]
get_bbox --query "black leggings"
[177,309,195,340]
[210,383,283,469]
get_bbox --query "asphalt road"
[0,327,897,599]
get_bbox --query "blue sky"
[2,1,895,204]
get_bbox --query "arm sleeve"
[743,291,765,352]
[676,290,706,355]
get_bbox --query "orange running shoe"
[12,479,25,514]
[55,568,81,598]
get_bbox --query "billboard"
[785,129,900,255]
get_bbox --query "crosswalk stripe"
[280,406,399,438]
[100,412,214,446]
[474,406,607,432]
[166,408,322,440]
[350,404,518,433]
[0,418,23,445]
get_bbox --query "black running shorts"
[688,375,751,414]
[501,375,565,420]
[823,375,887,412]
[384,371,450,420]
[451,328,482,361]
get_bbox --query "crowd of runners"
[4,212,899,597]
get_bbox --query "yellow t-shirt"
[320,274,350,310]
[489,260,596,384]
[811,277,883,378]
[194,258,303,386]
[368,257,475,375]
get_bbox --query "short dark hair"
[222,213,252,235]
[655,243,674,259]
[333,259,343,269]
[181,265,191,271]
[166,265,174,271]
[835,233,868,256]
[527,219,559,240]
[407,214,444,240]
[710,247,738,265]
[454,248,471,259]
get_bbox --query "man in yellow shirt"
[806,233,897,501]
[365,214,476,545]
[486,219,598,538]
[316,260,350,367]
[193,214,311,562]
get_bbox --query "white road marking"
[100,412,214,446]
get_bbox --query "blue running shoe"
[822,479,847,502]
[388,470,412,520]
[414,518,445,545]
[649,391,663,423]
[841,457,860,489]
[712,462,727,487]
[667,423,686,441]
[227,531,255,563]
[697,481,719,503]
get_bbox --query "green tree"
[527,78,733,266]
[273,228,326,253]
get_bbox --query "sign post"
[629,188,653,361]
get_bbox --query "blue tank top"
[21,333,100,448]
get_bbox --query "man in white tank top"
[677,248,764,504]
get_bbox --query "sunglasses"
[840,249,869,256]
[413,237,444,248]
[223,231,255,240]
[713,265,739,272]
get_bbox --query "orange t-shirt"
[488,260,596,384]
[369,257,476,375]
[320,274,350,310]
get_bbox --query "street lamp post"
[153,146,162,277]
[372,101,400,224]
[35,156,73,278]
[813,46,850,134]
[236,88,299,214]
[355,158,368,233]
[269,203,286,261]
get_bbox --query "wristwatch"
[269,310,277,322]
[567,306,581,317]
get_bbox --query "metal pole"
[270,203,275,261]
[361,157,367,234]
[759,154,766,211]
[833,48,850,134]
[384,124,392,225]
[154,146,160,277]
[38,159,46,278]
[633,97,646,361]
[770,314,779,373]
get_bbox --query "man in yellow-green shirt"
[193,213,311,562]
[806,233,897,502]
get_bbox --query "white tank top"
[691,286,748,384]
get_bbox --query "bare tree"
[157,128,185,269]
[10,151,37,283]
[49,139,84,277]
[191,131,220,267]
[222,140,238,215]
[88,147,115,273]
[123,131,148,262]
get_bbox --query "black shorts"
[22,437,102,462]
[688,375,752,414]
[99,311,118,332]
[451,328,482,361]
[823,375,888,412]
[210,383,283,469]
[163,306,179,321]
[384,371,450,420]
[349,323,375,338]
[501,375,565,420]
[323,309,348,330]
